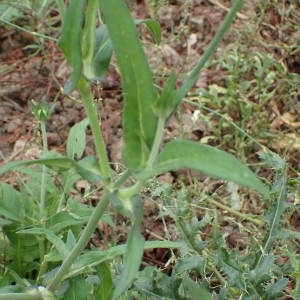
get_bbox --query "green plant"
[0,0,60,41]
[143,151,291,299]
[0,0,273,299]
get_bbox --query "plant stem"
[113,170,132,189]
[0,295,42,300]
[48,191,111,292]
[0,266,30,287]
[118,117,165,200]
[38,121,48,273]
[0,18,57,42]
[206,198,265,226]
[82,0,98,77]
[118,181,144,200]
[39,121,48,219]
[177,221,203,254]
[147,117,165,167]
[178,0,244,98]
[78,77,111,178]
[208,261,227,286]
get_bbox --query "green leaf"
[0,5,21,21]
[0,217,12,226]
[174,256,206,275]
[64,276,93,300]
[0,155,102,183]
[47,211,89,234]
[81,0,98,77]
[66,230,77,252]
[18,227,69,259]
[218,247,245,290]
[258,150,286,170]
[154,72,179,118]
[81,0,113,81]
[137,140,268,196]
[277,229,300,240]
[59,0,85,93]
[255,154,287,266]
[100,0,157,169]
[0,183,24,222]
[112,198,145,300]
[96,262,113,300]
[182,277,212,300]
[135,19,161,45]
[67,118,89,159]
[83,25,113,80]
[262,170,287,253]
[93,26,113,79]
[66,240,181,281]
[251,255,274,285]
[0,157,74,176]
[265,277,288,298]
[75,156,103,183]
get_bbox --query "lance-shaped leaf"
[0,155,102,183]
[90,26,113,79]
[67,118,89,159]
[135,19,162,45]
[136,140,268,196]
[59,0,85,93]
[81,0,113,81]
[65,241,181,280]
[100,0,157,169]
[154,72,179,119]
[112,197,144,300]
[18,228,69,259]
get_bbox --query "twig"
[208,0,249,20]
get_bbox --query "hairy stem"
[0,294,43,300]
[39,121,48,219]
[147,116,165,167]
[78,77,111,177]
[82,0,98,77]
[38,121,48,274]
[48,191,111,292]
[118,116,166,200]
